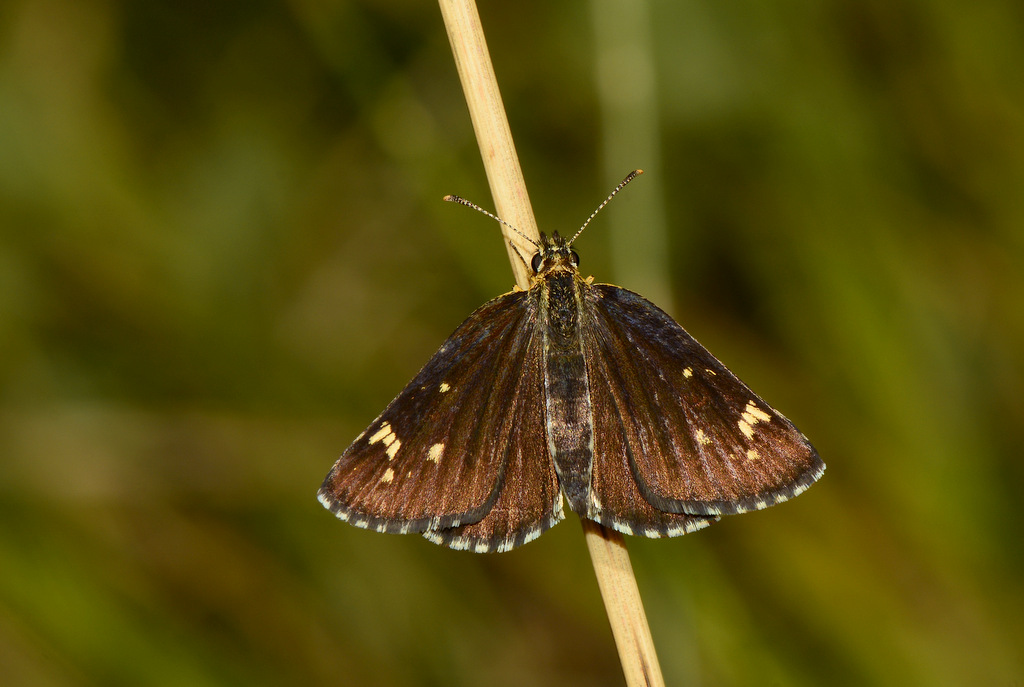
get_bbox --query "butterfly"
[318,171,825,553]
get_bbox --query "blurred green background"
[2,0,1022,685]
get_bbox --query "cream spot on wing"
[745,401,771,423]
[368,422,392,444]
[683,367,693,378]
[695,429,711,445]
[386,438,401,459]
[381,432,395,447]
[746,449,760,460]
[439,382,451,393]
[381,468,395,484]
[705,369,717,376]
[428,443,444,462]
[738,419,754,438]
[740,401,771,433]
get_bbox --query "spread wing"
[318,288,562,551]
[583,284,824,519]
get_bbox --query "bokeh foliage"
[1,0,1022,685]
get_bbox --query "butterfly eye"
[570,250,580,267]
[531,253,544,273]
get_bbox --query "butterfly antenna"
[567,169,644,247]
[507,238,532,274]
[443,195,540,249]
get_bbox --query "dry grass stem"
[437,1,666,685]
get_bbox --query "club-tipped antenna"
[442,195,539,248]
[567,169,644,247]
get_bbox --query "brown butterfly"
[319,171,824,552]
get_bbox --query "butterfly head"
[443,170,643,283]
[531,231,580,276]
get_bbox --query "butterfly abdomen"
[540,272,595,512]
